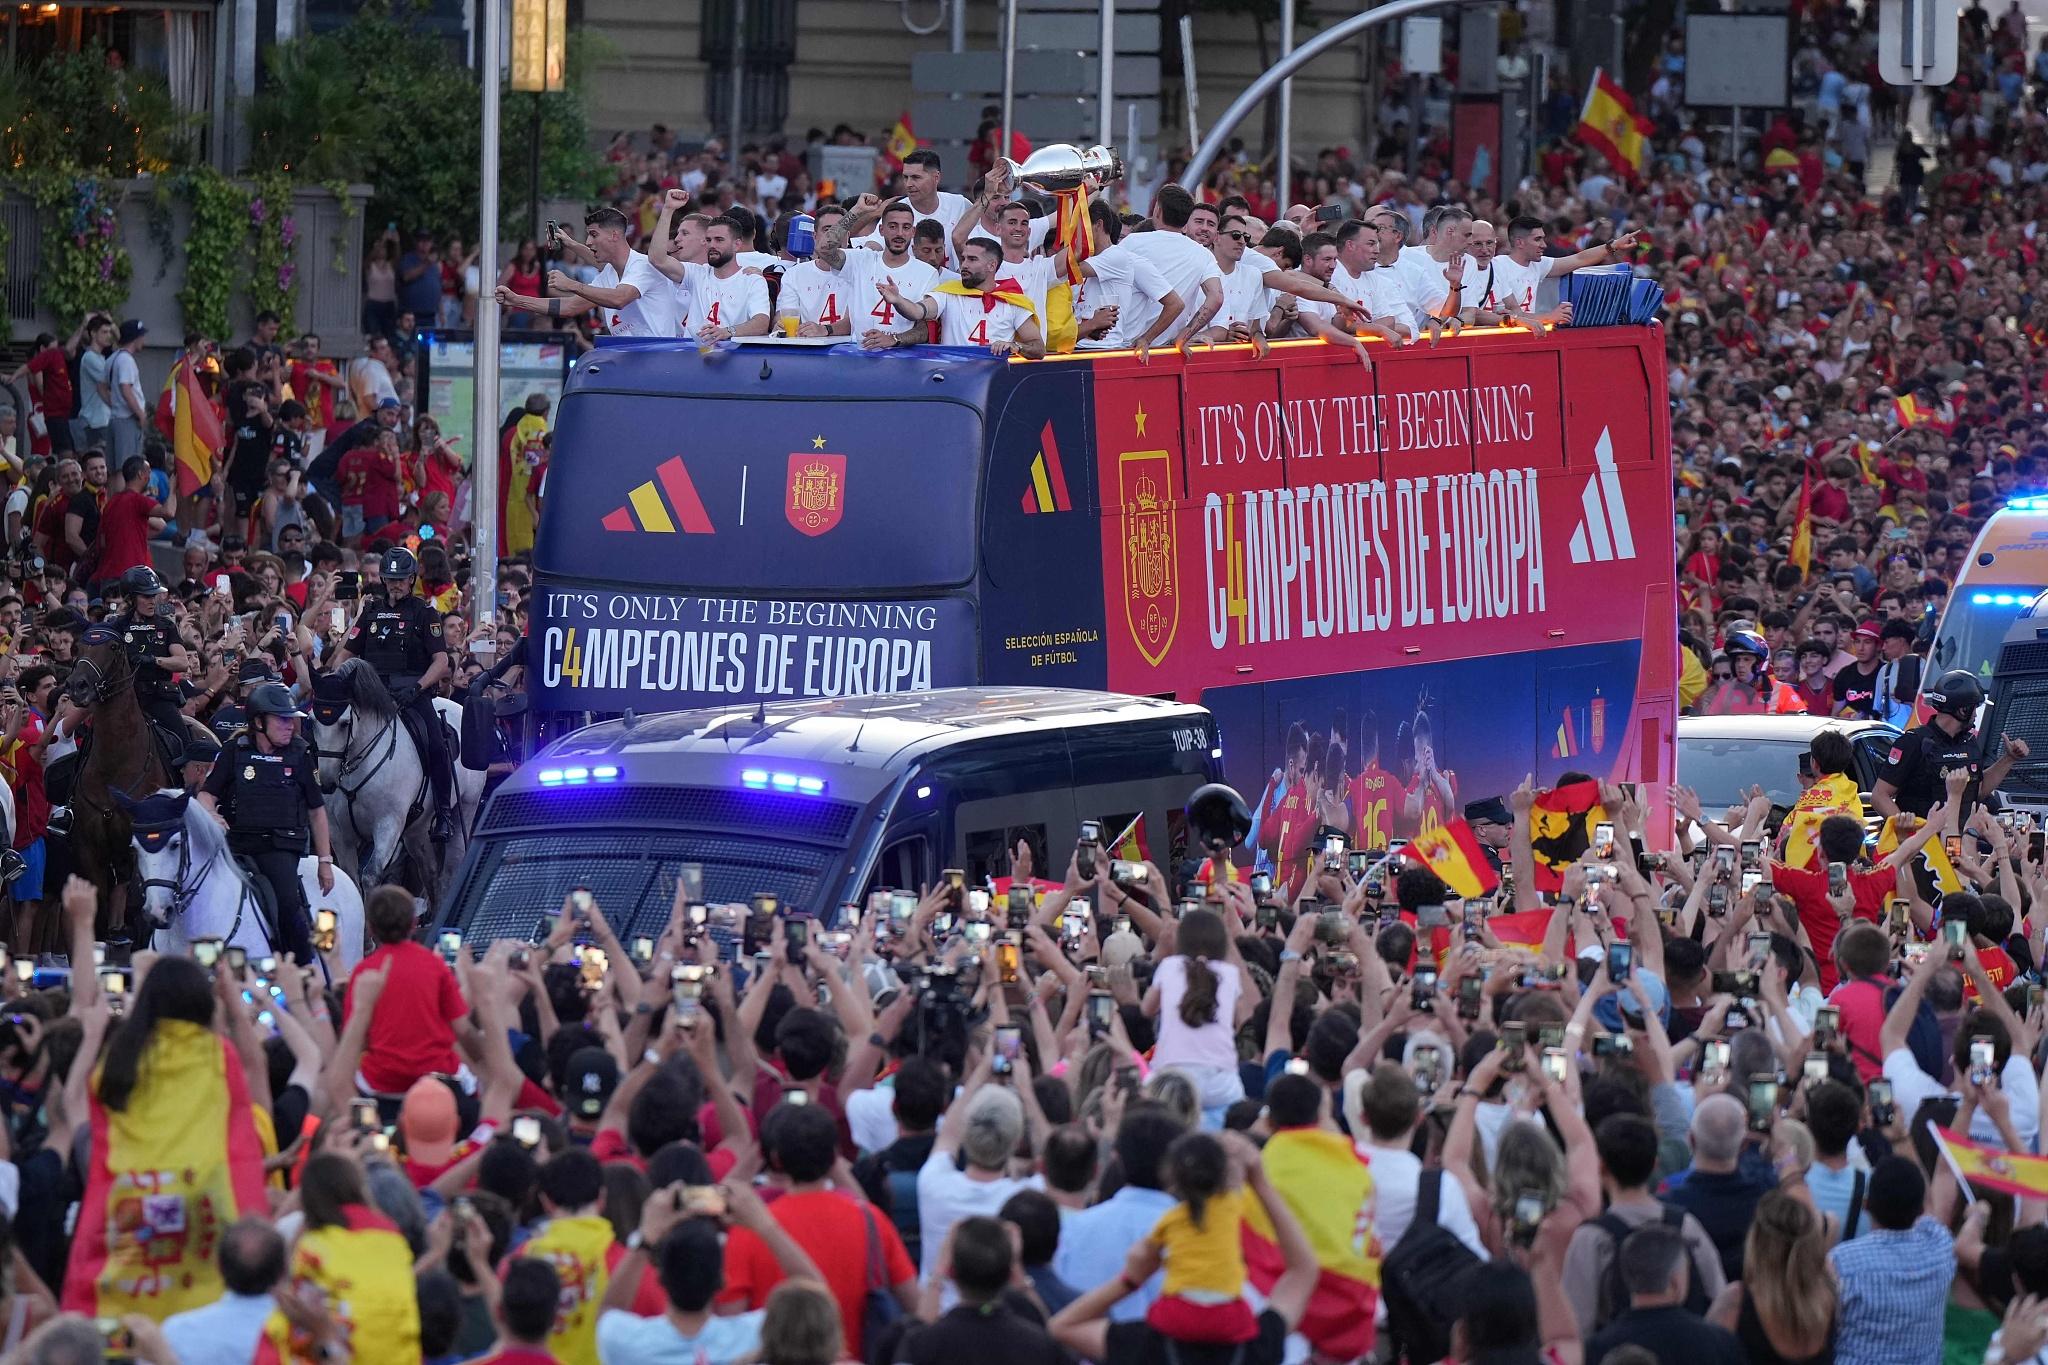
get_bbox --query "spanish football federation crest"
[1117,448,1177,667]
[786,452,846,537]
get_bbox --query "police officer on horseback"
[196,683,333,962]
[331,546,457,842]
[109,565,197,754]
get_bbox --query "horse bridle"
[136,827,276,960]
[311,704,404,853]
[68,648,133,706]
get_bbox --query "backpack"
[1591,1205,1715,1329]
[1380,1169,1485,1364]
[856,1200,904,1363]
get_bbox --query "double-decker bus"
[525,326,1677,865]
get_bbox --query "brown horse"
[63,627,166,936]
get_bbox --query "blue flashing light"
[741,768,829,797]
[1974,592,2024,606]
[537,765,621,788]
[2008,495,2048,512]
[916,784,933,799]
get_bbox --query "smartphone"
[257,955,277,976]
[1944,918,1968,958]
[8,959,25,985]
[1110,859,1149,888]
[1740,869,1763,895]
[438,929,462,962]
[1746,1077,1779,1132]
[995,935,1022,985]
[1606,940,1632,984]
[1815,1006,1840,1044]
[1868,1077,1896,1124]
[1317,908,1348,946]
[941,868,967,908]
[577,946,609,991]
[1416,902,1449,929]
[1319,833,1345,873]
[1827,861,1849,896]
[2031,829,2045,863]
[630,935,656,965]
[1007,884,1034,929]
[511,1115,542,1148]
[224,945,248,978]
[1970,1035,1997,1087]
[1347,849,1372,878]
[1499,1021,1527,1070]
[192,938,224,969]
[1592,822,1616,860]
[1511,1192,1547,1245]
[1087,990,1116,1035]
[681,1185,728,1218]
[1888,897,1912,934]
[96,1317,135,1357]
[1700,1038,1731,1078]
[679,863,705,902]
[1945,835,1964,863]
[1803,1053,1830,1084]
[314,909,338,953]
[890,891,916,934]
[1250,870,1273,897]
[1076,822,1101,880]
[967,888,992,916]
[334,570,361,600]
[1740,839,1762,868]
[530,913,559,946]
[212,572,233,598]
[1714,844,1737,875]
[1412,969,1438,1011]
[1314,202,1347,224]
[1458,974,1483,1018]
[671,963,707,1016]
[1745,931,1772,968]
[748,894,777,951]
[1711,969,1759,997]
[100,970,126,1007]
[1062,904,1092,946]
[1462,906,1483,943]
[350,1098,379,1130]
[993,1024,1023,1076]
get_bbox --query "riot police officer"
[1874,669,2031,822]
[197,683,332,962]
[332,546,456,841]
[109,565,197,747]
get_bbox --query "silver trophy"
[998,142,1126,192]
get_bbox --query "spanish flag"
[256,1205,420,1365]
[1576,69,1653,181]
[1529,780,1606,894]
[1782,771,1863,869]
[883,112,920,171]
[62,1020,269,1320]
[1875,816,1962,895]
[1933,1125,2048,1199]
[1894,393,1929,429]
[518,1213,619,1365]
[934,278,1036,315]
[1405,818,1500,898]
[1789,469,1816,576]
[171,355,224,496]
[1109,813,1151,864]
[1242,1127,1378,1361]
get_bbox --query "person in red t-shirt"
[1771,807,1943,993]
[718,1100,916,1347]
[345,884,470,1096]
[93,454,173,588]
[14,333,73,459]
[339,431,404,537]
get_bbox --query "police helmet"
[120,565,166,598]
[246,682,306,720]
[381,547,419,580]
[1923,669,1985,723]
[1723,629,1768,661]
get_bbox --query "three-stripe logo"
[1567,427,1636,564]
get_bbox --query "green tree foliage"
[246,1,607,240]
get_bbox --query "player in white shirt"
[1202,215,1359,353]
[1483,215,1638,324]
[1268,230,1402,366]
[1074,208,1184,352]
[854,149,974,267]
[773,204,854,335]
[669,220,773,340]
[1104,186,1227,355]
[494,206,679,338]
[1379,205,1474,328]
[834,203,943,339]
[917,239,1045,357]
[1327,220,1417,340]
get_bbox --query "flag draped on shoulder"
[62,1020,268,1321]
[1528,781,1606,893]
[1782,771,1863,869]
[1876,816,1960,894]
[933,279,1035,314]
[257,1205,420,1365]
[1241,1128,1378,1362]
[1576,69,1652,181]
[1405,818,1500,897]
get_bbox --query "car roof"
[542,687,1211,772]
[1676,715,1899,743]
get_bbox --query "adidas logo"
[1567,427,1636,564]
[602,456,714,534]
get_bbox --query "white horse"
[308,660,485,896]
[127,789,366,977]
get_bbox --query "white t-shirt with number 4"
[675,262,770,334]
[775,261,850,330]
[931,289,1033,351]
[842,253,941,337]
[592,251,680,338]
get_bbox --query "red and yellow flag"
[62,1020,269,1321]
[1894,393,1928,429]
[1782,771,1862,869]
[1109,813,1151,865]
[1876,816,1962,895]
[1528,780,1606,894]
[257,1206,420,1365]
[1790,469,1816,575]
[1242,1127,1378,1361]
[1934,1126,2048,1199]
[1405,818,1500,898]
[519,1213,618,1365]
[1576,70,1653,181]
[883,113,920,171]
[172,355,225,496]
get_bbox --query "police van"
[437,687,1223,942]
[1925,497,2048,696]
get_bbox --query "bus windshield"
[1931,588,2040,681]
[536,390,984,592]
